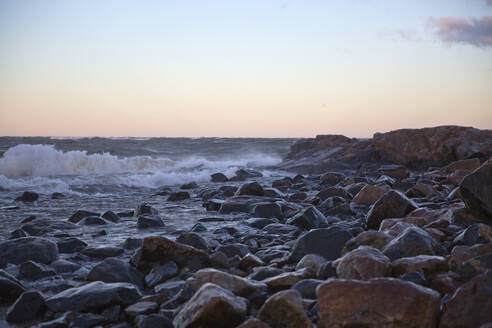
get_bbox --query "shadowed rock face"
[281,126,492,172]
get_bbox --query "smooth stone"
[176,232,209,250]
[19,260,57,280]
[334,246,391,280]
[236,318,271,328]
[137,215,165,229]
[295,254,326,275]
[0,270,25,303]
[87,258,144,290]
[15,191,39,202]
[80,216,108,225]
[145,261,178,288]
[173,283,248,328]
[211,172,228,182]
[102,210,121,222]
[253,202,282,218]
[0,237,58,266]
[366,190,418,230]
[181,181,198,189]
[236,182,265,197]
[68,210,100,223]
[391,255,448,276]
[382,227,445,261]
[286,206,328,230]
[6,291,46,323]
[352,184,387,205]
[292,279,324,299]
[167,192,190,201]
[81,246,124,259]
[341,231,393,255]
[123,237,142,250]
[50,259,81,274]
[317,278,440,328]
[125,301,158,317]
[261,269,309,289]
[22,218,79,236]
[247,217,278,229]
[57,237,88,253]
[258,289,312,328]
[194,268,267,297]
[46,281,141,312]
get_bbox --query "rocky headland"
[1,125,492,328]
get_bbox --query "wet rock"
[399,271,430,286]
[452,223,492,246]
[219,196,255,214]
[6,291,45,323]
[286,206,328,230]
[167,191,190,201]
[81,246,124,259]
[57,237,88,253]
[194,268,267,297]
[154,280,185,299]
[320,172,343,185]
[378,164,409,179]
[123,237,142,250]
[289,227,352,262]
[68,210,100,223]
[236,182,265,196]
[9,229,27,239]
[46,281,141,312]
[382,227,445,261]
[317,278,440,328]
[292,279,323,299]
[450,242,492,270]
[173,283,247,328]
[391,255,448,276]
[51,192,65,199]
[50,259,81,274]
[0,270,25,303]
[191,222,207,232]
[145,261,178,288]
[80,216,108,225]
[406,183,437,199]
[19,260,56,280]
[263,223,299,235]
[137,215,164,229]
[317,187,351,200]
[460,251,492,278]
[102,210,121,222]
[248,267,284,281]
[203,198,224,211]
[15,191,39,202]
[342,231,393,255]
[22,218,79,236]
[68,312,105,328]
[239,253,265,271]
[262,269,309,289]
[295,254,326,275]
[87,258,144,290]
[263,188,285,198]
[439,271,492,328]
[334,246,391,280]
[125,301,158,317]
[135,203,158,216]
[181,181,198,189]
[217,243,250,258]
[258,289,312,328]
[209,251,229,268]
[351,184,387,205]
[366,190,418,230]
[211,172,228,182]
[135,314,173,328]
[247,217,278,229]
[236,168,263,179]
[176,232,209,250]
[253,202,282,218]
[132,236,209,272]
[316,261,336,280]
[0,237,58,266]
[237,318,271,328]
[459,160,492,218]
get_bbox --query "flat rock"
[317,278,440,328]
[0,237,58,266]
[173,283,247,328]
[253,202,282,218]
[258,289,312,328]
[46,281,141,312]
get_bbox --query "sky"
[0,0,491,138]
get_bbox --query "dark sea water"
[0,137,296,240]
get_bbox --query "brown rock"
[334,246,391,280]
[258,290,312,328]
[352,184,388,205]
[193,268,267,297]
[459,160,492,219]
[173,283,247,328]
[317,278,440,328]
[366,190,418,230]
[441,158,481,173]
[391,255,448,277]
[342,231,393,255]
[440,271,492,328]
[131,236,209,272]
[450,243,492,270]
[262,269,310,289]
[237,318,271,328]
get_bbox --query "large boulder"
[131,236,209,272]
[334,246,391,280]
[289,227,352,262]
[87,258,145,290]
[439,271,492,328]
[0,237,58,267]
[459,160,492,219]
[366,190,418,230]
[317,278,440,328]
[46,281,141,312]
[173,283,247,328]
[258,289,312,328]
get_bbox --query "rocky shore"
[1,125,492,328]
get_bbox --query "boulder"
[132,236,209,272]
[439,271,492,328]
[0,237,58,266]
[352,184,387,205]
[286,206,328,230]
[295,254,326,275]
[6,291,45,323]
[261,269,310,289]
[450,243,492,270]
[289,227,352,262]
[366,190,418,230]
[80,216,108,225]
[382,227,445,261]
[211,172,228,182]
[258,290,312,328]
[334,246,391,280]
[173,283,247,328]
[46,281,141,312]
[87,258,144,290]
[441,158,481,173]
[459,160,492,219]
[236,182,265,196]
[317,278,440,328]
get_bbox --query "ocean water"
[0,137,295,240]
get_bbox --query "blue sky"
[0,0,491,137]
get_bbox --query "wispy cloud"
[428,16,492,48]
[379,29,420,42]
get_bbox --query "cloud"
[428,16,492,48]
[379,29,420,42]
[487,0,492,6]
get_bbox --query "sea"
[0,137,296,241]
